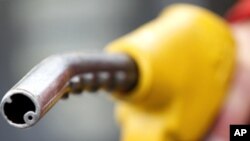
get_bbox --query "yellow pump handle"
[106,4,235,141]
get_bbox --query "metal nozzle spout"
[0,52,138,128]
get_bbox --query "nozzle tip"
[1,90,40,128]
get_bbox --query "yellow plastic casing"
[106,4,235,141]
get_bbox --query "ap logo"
[230,125,250,141]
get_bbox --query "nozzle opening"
[3,93,36,124]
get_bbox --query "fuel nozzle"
[0,4,237,141]
[0,53,138,128]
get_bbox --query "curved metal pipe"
[0,52,138,128]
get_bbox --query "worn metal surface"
[0,52,138,128]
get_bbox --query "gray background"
[0,0,234,141]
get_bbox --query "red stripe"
[226,0,250,22]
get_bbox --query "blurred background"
[0,0,235,141]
